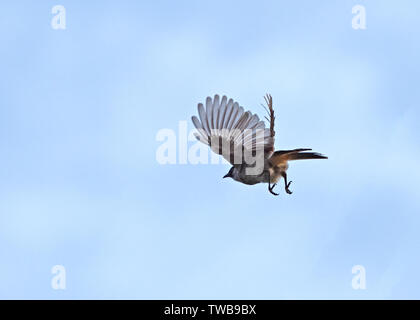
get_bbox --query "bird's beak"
[223,173,230,179]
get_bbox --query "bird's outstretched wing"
[191,94,275,165]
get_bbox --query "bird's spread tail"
[269,148,327,166]
[286,152,328,161]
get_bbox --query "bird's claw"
[285,181,293,194]
[269,183,279,196]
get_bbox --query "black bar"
[0,300,417,318]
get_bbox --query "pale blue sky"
[0,0,419,299]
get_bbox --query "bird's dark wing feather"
[263,94,275,158]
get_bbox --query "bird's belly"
[269,170,282,184]
[236,168,267,185]
[238,174,265,185]
[269,164,288,184]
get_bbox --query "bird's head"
[223,166,235,179]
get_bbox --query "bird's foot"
[285,181,293,194]
[269,183,279,196]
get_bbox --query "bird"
[191,94,327,196]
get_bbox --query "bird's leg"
[267,172,279,196]
[281,172,293,194]
[268,182,279,196]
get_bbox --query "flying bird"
[191,94,327,196]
